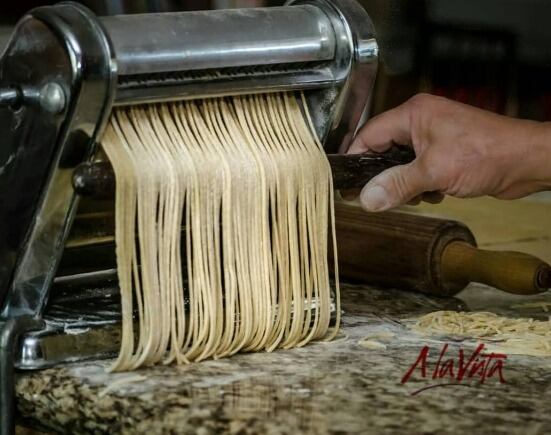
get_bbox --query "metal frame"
[0,4,116,433]
[287,0,379,152]
[0,317,44,435]
[0,3,117,318]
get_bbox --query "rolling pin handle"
[441,241,551,295]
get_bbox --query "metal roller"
[102,6,337,75]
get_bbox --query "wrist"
[524,121,551,191]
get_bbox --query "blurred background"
[1,0,551,121]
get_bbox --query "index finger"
[347,102,413,154]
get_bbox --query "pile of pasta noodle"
[101,92,340,371]
[412,311,551,357]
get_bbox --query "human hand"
[347,94,551,212]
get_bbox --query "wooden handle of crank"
[72,146,417,198]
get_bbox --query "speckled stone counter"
[15,283,551,435]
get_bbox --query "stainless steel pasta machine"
[0,1,419,430]
[0,0,412,371]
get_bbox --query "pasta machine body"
[0,0,379,369]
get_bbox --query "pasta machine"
[0,0,418,403]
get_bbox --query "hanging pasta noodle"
[101,92,340,371]
[411,311,551,357]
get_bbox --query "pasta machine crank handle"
[72,146,416,198]
[327,145,415,190]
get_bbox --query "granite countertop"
[15,282,551,435]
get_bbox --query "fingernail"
[361,185,390,211]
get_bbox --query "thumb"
[359,161,429,212]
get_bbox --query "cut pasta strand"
[101,92,340,371]
[411,310,551,357]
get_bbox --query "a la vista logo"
[401,343,507,395]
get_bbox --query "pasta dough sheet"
[101,92,340,372]
[411,311,551,357]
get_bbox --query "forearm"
[483,117,551,200]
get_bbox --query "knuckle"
[406,94,442,142]
[407,93,452,119]
[387,168,415,202]
[408,93,434,110]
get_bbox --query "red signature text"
[401,343,506,393]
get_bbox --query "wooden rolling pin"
[332,203,551,296]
